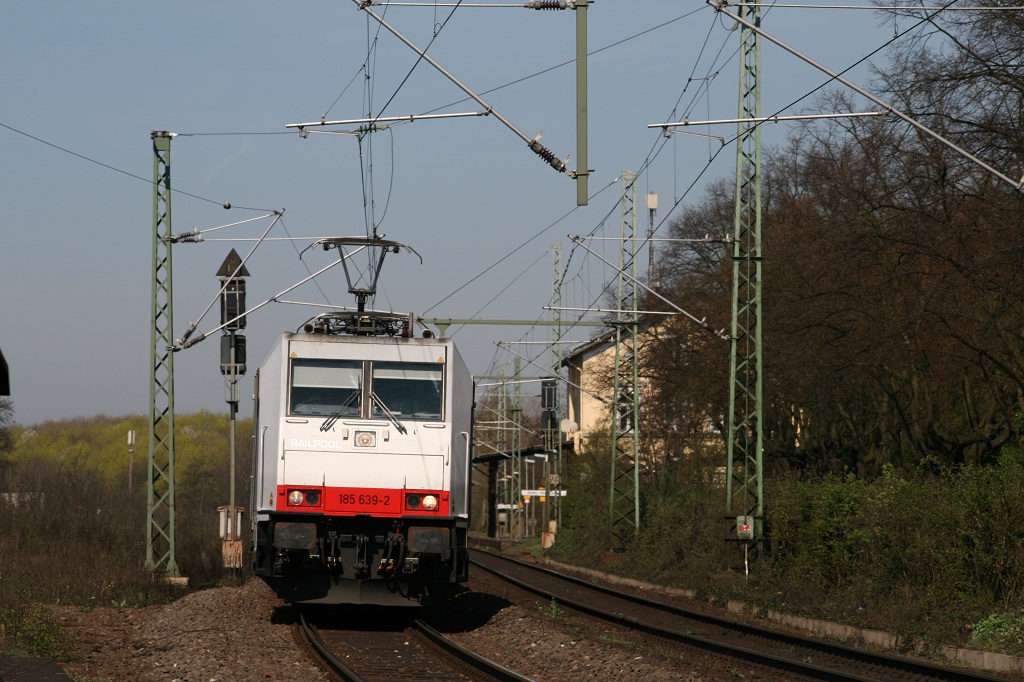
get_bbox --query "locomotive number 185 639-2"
[339,493,390,506]
[323,487,406,514]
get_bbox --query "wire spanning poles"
[362,2,573,10]
[706,0,1024,194]
[287,112,489,138]
[347,0,576,178]
[569,236,729,341]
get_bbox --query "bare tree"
[755,0,1024,473]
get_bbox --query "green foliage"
[9,412,252,497]
[763,462,1024,641]
[0,398,14,455]
[997,414,1024,469]
[0,411,252,656]
[537,597,563,619]
[0,605,70,658]
[547,429,612,567]
[970,611,1024,657]
[625,473,720,584]
[549,444,1024,650]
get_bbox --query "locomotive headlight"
[406,494,421,509]
[287,490,304,506]
[422,495,439,511]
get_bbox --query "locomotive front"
[250,325,473,606]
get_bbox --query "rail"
[469,548,1011,682]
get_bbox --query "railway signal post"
[217,249,248,570]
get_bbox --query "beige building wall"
[563,324,724,477]
[565,335,636,454]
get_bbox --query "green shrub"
[547,430,613,567]
[971,611,1024,656]
[0,605,70,658]
[547,435,1024,648]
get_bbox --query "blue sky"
[1,2,896,425]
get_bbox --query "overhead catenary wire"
[341,0,468,292]
[368,2,568,6]
[184,1,1024,399]
[321,63,371,122]
[569,236,729,340]
[498,342,609,405]
[174,211,285,348]
[362,0,466,124]
[353,0,573,175]
[16,5,987,374]
[592,0,981,316]
[447,250,551,337]
[561,0,1017,371]
[708,0,1024,192]
[418,8,707,118]
[173,250,361,351]
[530,7,742,368]
[7,10,737,405]
[4,5,707,215]
[717,3,1024,9]
[420,175,620,316]
[0,122,273,212]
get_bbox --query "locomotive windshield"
[290,359,362,417]
[371,362,443,420]
[288,358,444,421]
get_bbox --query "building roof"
[560,328,616,368]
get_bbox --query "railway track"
[298,608,534,682]
[469,547,1013,682]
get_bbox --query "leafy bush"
[971,611,1024,657]
[764,462,1024,643]
[550,443,1024,650]
[624,473,720,585]
[547,429,613,567]
[0,605,70,658]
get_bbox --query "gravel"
[54,580,332,682]
[52,570,782,682]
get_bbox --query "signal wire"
[420,175,620,316]
[553,0,966,362]
[0,122,274,213]
[371,0,466,123]
[446,250,550,338]
[416,8,706,118]
[353,0,465,301]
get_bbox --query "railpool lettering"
[290,438,341,449]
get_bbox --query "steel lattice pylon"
[511,360,524,538]
[147,131,179,575]
[547,243,563,529]
[724,0,764,557]
[487,368,524,540]
[492,391,506,533]
[609,170,641,549]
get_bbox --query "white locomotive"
[250,238,473,606]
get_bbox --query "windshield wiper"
[320,390,360,432]
[371,392,408,435]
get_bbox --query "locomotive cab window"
[290,359,362,417]
[371,362,443,421]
